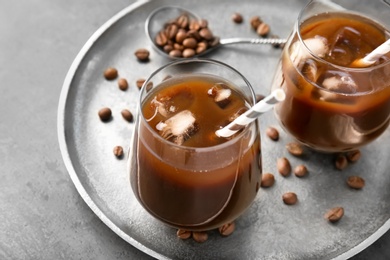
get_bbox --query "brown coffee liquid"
[275,12,390,151]
[133,75,261,230]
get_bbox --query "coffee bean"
[346,150,361,162]
[134,48,150,61]
[113,146,124,158]
[218,222,235,236]
[266,127,279,141]
[176,229,191,240]
[136,78,145,89]
[117,78,128,91]
[173,43,184,51]
[282,192,297,205]
[232,13,243,24]
[260,173,275,188]
[208,36,220,47]
[175,29,187,44]
[196,42,208,54]
[169,49,182,58]
[182,38,198,49]
[335,154,348,170]
[98,107,112,122]
[163,44,173,53]
[103,67,118,80]
[165,24,178,40]
[198,19,208,28]
[294,164,308,178]
[199,28,213,40]
[256,23,270,37]
[270,34,285,49]
[192,231,208,243]
[189,20,200,31]
[324,207,344,223]
[176,13,190,29]
[277,157,291,177]
[286,142,304,156]
[182,48,196,58]
[155,31,168,46]
[187,29,201,41]
[250,16,262,30]
[347,176,365,189]
[121,109,133,123]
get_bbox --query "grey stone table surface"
[0,0,389,259]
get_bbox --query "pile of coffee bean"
[264,125,366,223]
[154,13,220,58]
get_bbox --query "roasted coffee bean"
[199,28,213,40]
[187,29,201,41]
[256,23,270,37]
[347,176,365,189]
[260,173,275,188]
[335,154,348,170]
[136,78,145,89]
[155,31,168,46]
[104,67,118,80]
[346,150,361,162]
[173,43,184,51]
[165,24,179,40]
[266,127,279,141]
[196,42,208,54]
[182,38,198,49]
[189,20,200,31]
[169,49,182,58]
[277,157,291,177]
[113,146,124,158]
[232,13,243,23]
[163,44,173,53]
[270,34,285,49]
[176,13,190,29]
[175,29,187,43]
[325,207,344,223]
[192,231,208,243]
[117,78,128,91]
[282,192,297,205]
[121,109,133,123]
[198,19,208,28]
[209,36,220,47]
[182,48,196,58]
[218,222,235,236]
[294,164,308,177]
[134,48,150,61]
[98,107,112,122]
[250,16,262,30]
[286,142,304,156]
[176,229,192,239]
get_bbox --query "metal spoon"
[145,6,287,59]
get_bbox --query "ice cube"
[208,83,232,108]
[301,59,320,83]
[291,37,328,67]
[321,73,357,94]
[327,27,361,66]
[156,110,199,145]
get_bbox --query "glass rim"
[137,58,258,152]
[296,0,390,73]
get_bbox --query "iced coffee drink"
[272,0,390,152]
[129,59,261,231]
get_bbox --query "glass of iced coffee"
[272,0,390,152]
[129,59,261,231]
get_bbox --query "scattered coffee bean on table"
[256,23,270,37]
[294,164,308,178]
[117,78,128,91]
[113,145,124,158]
[282,192,297,205]
[103,67,118,80]
[218,222,235,236]
[136,78,146,89]
[192,231,208,243]
[347,176,365,189]
[121,109,133,123]
[277,157,291,177]
[176,229,192,240]
[250,16,262,30]
[98,107,112,122]
[266,126,279,141]
[286,142,304,156]
[324,207,344,223]
[231,13,243,23]
[134,48,150,61]
[335,154,348,170]
[346,150,361,162]
[261,173,275,188]
[270,34,285,49]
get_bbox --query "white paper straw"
[354,39,390,66]
[216,89,286,138]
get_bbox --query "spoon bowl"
[145,6,287,59]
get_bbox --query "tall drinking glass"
[271,0,390,152]
[129,59,261,231]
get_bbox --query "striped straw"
[216,89,286,138]
[353,39,390,67]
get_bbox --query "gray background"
[0,0,389,259]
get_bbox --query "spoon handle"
[220,38,287,45]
